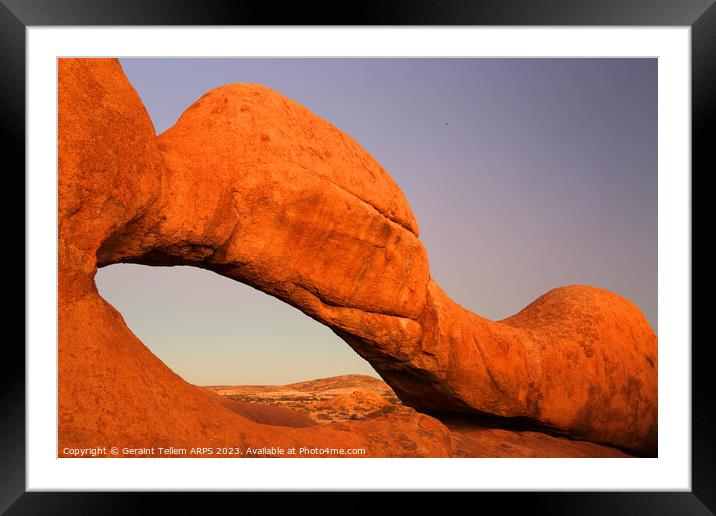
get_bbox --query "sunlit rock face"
[58,58,657,457]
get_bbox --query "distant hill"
[205,374,396,398]
[203,374,406,424]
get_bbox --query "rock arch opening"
[95,263,405,427]
[96,263,381,386]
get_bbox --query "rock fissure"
[471,335,512,403]
[296,281,422,322]
[289,160,418,238]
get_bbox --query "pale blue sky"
[96,58,657,386]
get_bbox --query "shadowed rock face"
[59,58,657,456]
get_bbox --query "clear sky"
[96,58,657,386]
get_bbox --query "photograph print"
[58,57,657,459]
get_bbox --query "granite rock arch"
[58,58,657,455]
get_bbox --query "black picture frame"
[2,0,711,513]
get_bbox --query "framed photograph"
[5,0,711,511]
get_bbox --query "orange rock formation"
[58,58,657,457]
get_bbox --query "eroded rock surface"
[58,58,657,457]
